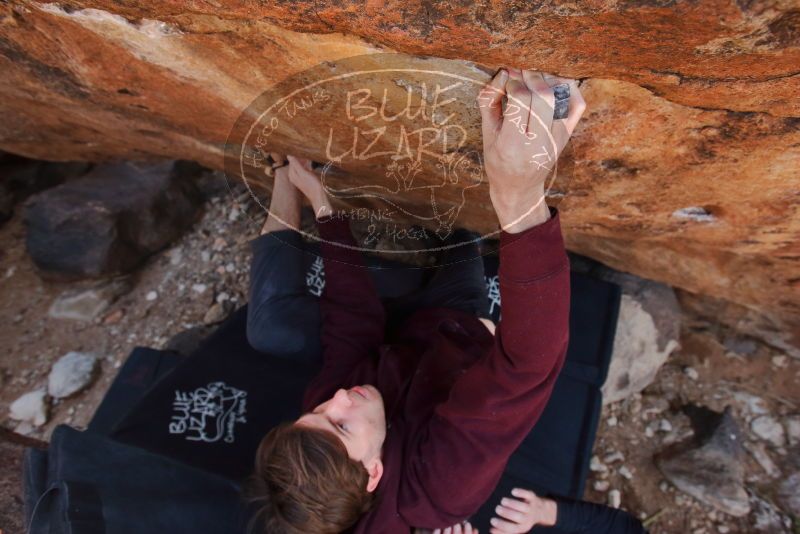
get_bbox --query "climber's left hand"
[284,155,334,219]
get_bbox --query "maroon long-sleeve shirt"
[302,209,570,533]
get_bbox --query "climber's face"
[296,385,387,466]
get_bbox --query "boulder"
[24,161,203,279]
[0,155,90,223]
[47,351,98,399]
[0,2,798,351]
[656,406,750,517]
[597,272,681,404]
[9,389,49,427]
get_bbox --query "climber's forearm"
[491,183,551,234]
[261,171,303,235]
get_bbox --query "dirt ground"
[1,175,798,534]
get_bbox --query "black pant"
[247,228,490,365]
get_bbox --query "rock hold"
[656,406,750,517]
[47,352,98,399]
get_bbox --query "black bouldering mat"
[47,250,620,533]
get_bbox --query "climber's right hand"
[476,68,585,233]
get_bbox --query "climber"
[246,67,585,533]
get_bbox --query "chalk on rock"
[671,206,715,223]
[48,351,98,399]
[9,389,49,426]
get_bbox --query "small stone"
[9,389,49,426]
[777,471,800,517]
[604,451,625,464]
[201,251,211,262]
[212,237,227,251]
[593,480,610,492]
[48,278,131,322]
[684,367,699,380]
[102,308,125,325]
[590,455,608,473]
[14,421,35,436]
[659,481,670,493]
[145,290,158,301]
[771,355,787,368]
[228,206,240,221]
[608,489,621,509]
[192,283,207,294]
[732,391,769,416]
[717,526,729,533]
[203,301,232,325]
[225,262,235,273]
[642,397,671,417]
[48,351,98,398]
[785,416,800,446]
[169,247,183,265]
[216,292,230,303]
[752,492,790,531]
[607,416,618,427]
[743,441,780,478]
[619,465,634,480]
[751,416,786,447]
[722,335,757,356]
[659,419,674,432]
[645,426,655,438]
